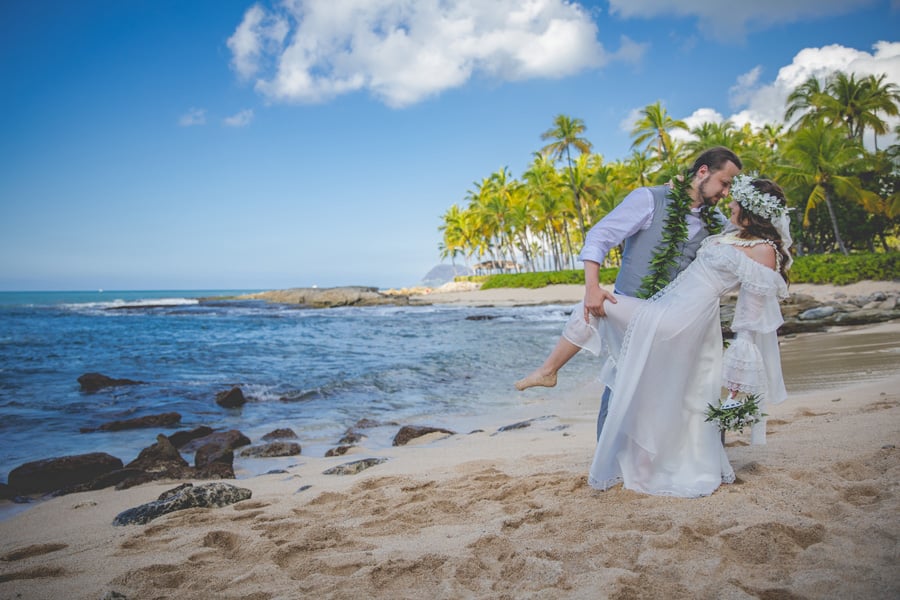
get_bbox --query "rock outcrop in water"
[239,286,405,308]
[77,372,144,392]
[80,412,182,433]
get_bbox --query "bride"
[521,176,792,497]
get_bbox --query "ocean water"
[0,290,599,483]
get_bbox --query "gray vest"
[615,185,725,297]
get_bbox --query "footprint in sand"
[201,530,243,559]
[1,543,68,562]
[721,522,825,565]
[232,499,270,511]
[0,566,66,584]
[839,484,882,506]
[795,408,834,418]
[112,563,187,591]
[860,399,899,413]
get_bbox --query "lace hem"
[588,474,732,497]
[588,475,622,491]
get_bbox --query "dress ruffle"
[722,332,768,395]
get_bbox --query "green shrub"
[790,253,899,284]
[471,253,898,289]
[479,267,616,289]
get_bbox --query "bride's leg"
[515,336,580,390]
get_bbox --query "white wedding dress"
[564,234,789,497]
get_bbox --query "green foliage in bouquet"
[705,394,767,433]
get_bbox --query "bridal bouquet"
[705,394,766,433]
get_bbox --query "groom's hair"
[688,146,742,177]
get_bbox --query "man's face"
[697,161,741,206]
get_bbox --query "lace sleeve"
[730,257,788,334]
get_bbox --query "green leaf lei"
[636,169,724,299]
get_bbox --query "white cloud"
[726,41,900,136]
[178,108,206,127]
[607,0,878,42]
[619,107,642,134]
[227,4,289,80]
[609,35,649,66]
[670,108,724,144]
[729,66,763,110]
[224,109,255,127]
[228,0,609,107]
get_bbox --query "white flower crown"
[731,174,788,220]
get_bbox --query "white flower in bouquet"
[705,393,766,433]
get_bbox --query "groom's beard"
[697,178,720,206]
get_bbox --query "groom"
[580,146,742,436]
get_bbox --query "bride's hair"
[735,178,791,282]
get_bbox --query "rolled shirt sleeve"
[578,187,654,265]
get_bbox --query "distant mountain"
[420,264,473,287]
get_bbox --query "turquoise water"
[0,290,597,483]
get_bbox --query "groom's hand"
[584,286,616,321]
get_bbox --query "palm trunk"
[823,189,849,255]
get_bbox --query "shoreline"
[1,320,899,597]
[409,279,900,307]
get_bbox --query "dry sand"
[413,279,900,307]
[1,286,899,599]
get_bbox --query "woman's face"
[728,198,742,227]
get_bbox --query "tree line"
[439,71,900,273]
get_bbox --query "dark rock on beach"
[7,452,124,495]
[1,482,17,500]
[180,430,252,455]
[112,482,252,526]
[239,442,302,458]
[339,430,367,445]
[716,290,900,336]
[262,428,298,441]
[77,372,144,393]
[114,433,240,490]
[325,445,352,457]
[392,425,456,446]
[322,457,388,475]
[116,435,195,489]
[80,412,182,433]
[215,386,246,408]
[167,426,215,449]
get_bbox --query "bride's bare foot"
[515,370,557,391]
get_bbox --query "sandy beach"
[2,284,899,599]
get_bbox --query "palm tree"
[781,121,877,255]
[620,149,656,188]
[685,121,746,158]
[820,72,880,142]
[522,153,576,270]
[739,123,783,175]
[784,75,828,128]
[857,74,900,149]
[630,101,688,162]
[787,71,900,149]
[540,114,593,238]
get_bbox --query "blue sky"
[1,0,898,291]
